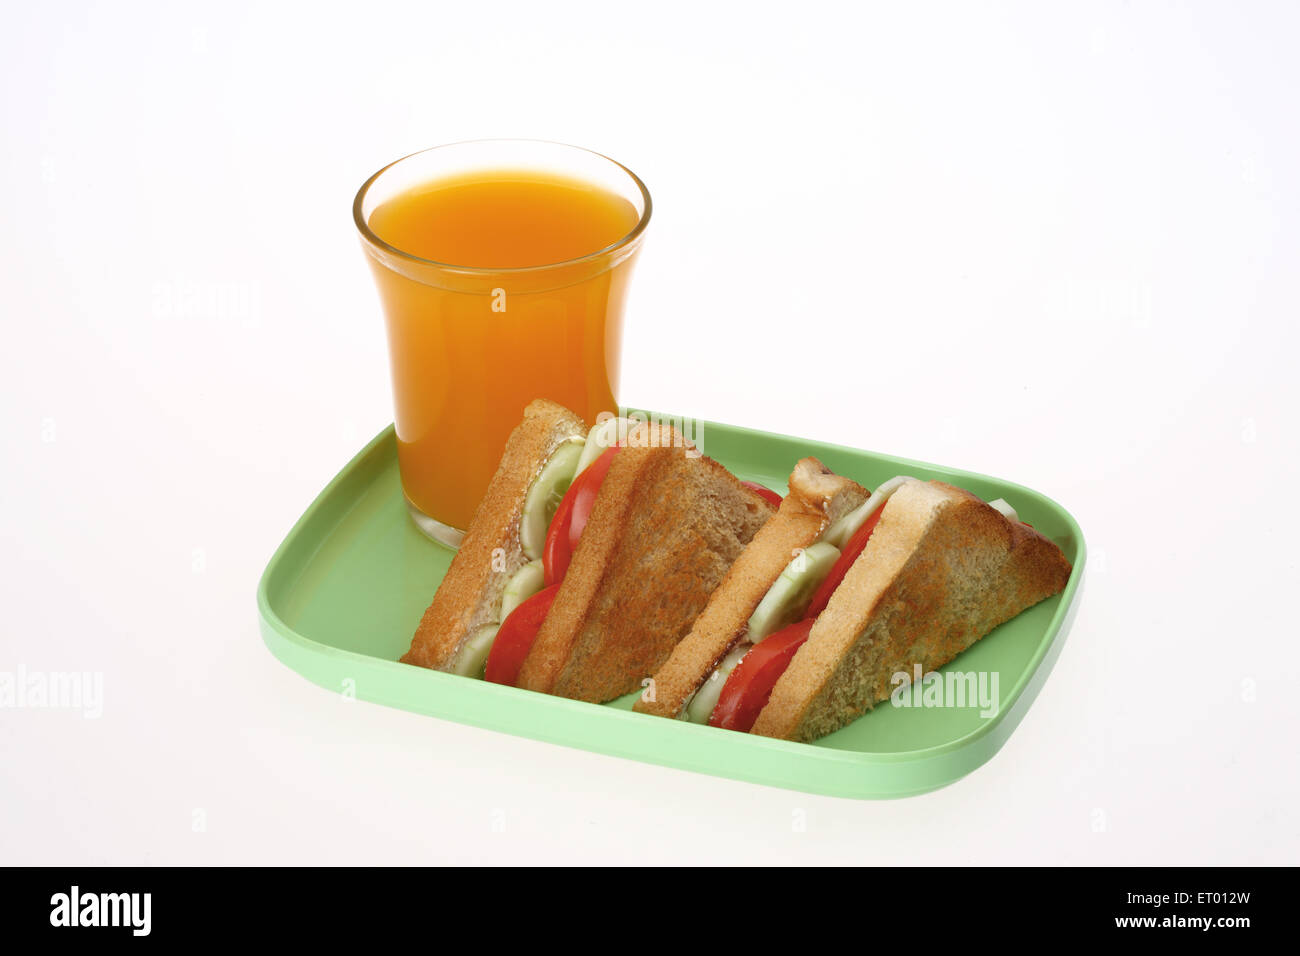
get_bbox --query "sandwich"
[635,457,871,722]
[401,399,775,703]
[636,458,1072,742]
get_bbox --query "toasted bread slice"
[634,458,869,719]
[750,480,1072,742]
[401,399,586,671]
[516,422,774,702]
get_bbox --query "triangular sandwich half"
[751,480,1071,741]
[401,399,587,671]
[515,421,774,702]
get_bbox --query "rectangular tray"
[257,414,1084,799]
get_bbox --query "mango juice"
[362,167,644,532]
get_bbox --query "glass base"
[405,498,465,549]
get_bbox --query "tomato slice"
[709,618,815,732]
[484,584,561,687]
[543,446,618,585]
[741,481,782,509]
[542,481,579,587]
[805,506,884,618]
[567,447,619,551]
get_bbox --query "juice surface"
[366,170,642,530]
[369,170,638,268]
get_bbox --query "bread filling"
[450,419,631,678]
[446,435,581,677]
[681,475,915,724]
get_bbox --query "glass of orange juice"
[354,140,651,547]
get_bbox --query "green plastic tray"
[257,415,1084,799]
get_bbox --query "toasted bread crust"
[750,480,1072,742]
[516,423,774,702]
[400,399,586,670]
[634,458,869,718]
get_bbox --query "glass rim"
[352,138,653,275]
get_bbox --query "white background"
[2,1,1297,865]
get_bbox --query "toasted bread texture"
[750,480,1072,742]
[634,458,869,718]
[400,399,587,671]
[516,422,774,703]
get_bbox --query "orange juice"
[362,167,645,532]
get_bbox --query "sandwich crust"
[516,423,774,702]
[634,458,869,718]
[750,480,1072,742]
[400,399,587,670]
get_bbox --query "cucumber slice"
[988,498,1019,523]
[746,540,841,644]
[519,439,584,560]
[450,624,499,678]
[684,643,751,724]
[823,475,916,549]
[575,416,628,475]
[501,559,544,621]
